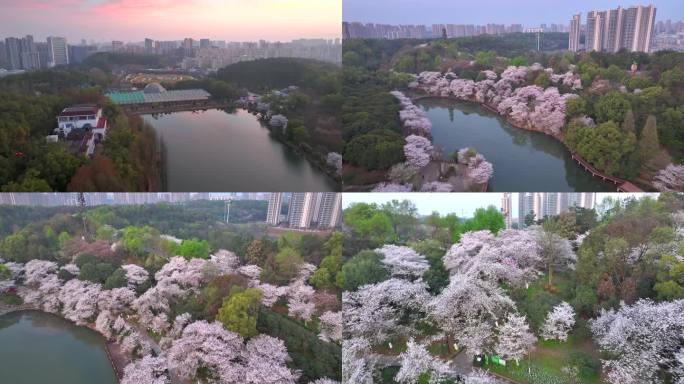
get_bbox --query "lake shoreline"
[143,108,338,192]
[412,94,639,191]
[0,306,125,383]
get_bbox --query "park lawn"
[0,293,22,305]
[487,333,602,384]
[374,336,408,355]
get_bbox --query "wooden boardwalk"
[570,153,643,192]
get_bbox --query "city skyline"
[343,0,684,26]
[342,193,656,219]
[0,0,341,42]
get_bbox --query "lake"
[0,310,117,384]
[143,108,338,192]
[418,98,615,192]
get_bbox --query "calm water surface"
[143,109,337,191]
[418,98,614,192]
[0,311,117,384]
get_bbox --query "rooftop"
[59,104,100,117]
[105,89,211,105]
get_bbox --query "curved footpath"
[411,93,643,192]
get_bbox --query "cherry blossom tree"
[238,264,263,281]
[495,313,537,365]
[427,274,515,356]
[168,320,245,381]
[318,311,342,343]
[536,230,575,286]
[257,283,288,307]
[209,249,240,275]
[122,264,149,288]
[168,320,297,383]
[464,370,503,384]
[372,182,413,192]
[456,149,494,185]
[342,337,375,384]
[391,91,432,134]
[395,338,450,384]
[243,334,299,384]
[344,278,430,343]
[269,114,288,131]
[653,164,684,192]
[326,152,342,176]
[287,281,316,322]
[59,279,102,325]
[375,244,430,279]
[309,379,340,384]
[541,301,576,341]
[388,163,420,184]
[20,260,61,313]
[121,355,170,384]
[443,230,540,287]
[404,135,433,169]
[590,299,684,384]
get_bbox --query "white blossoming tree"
[495,313,537,365]
[395,338,450,384]
[541,301,576,341]
[590,299,684,384]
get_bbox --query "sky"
[342,193,658,218]
[0,0,341,43]
[343,0,684,26]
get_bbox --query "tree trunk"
[446,333,454,354]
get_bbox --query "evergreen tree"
[638,115,660,164]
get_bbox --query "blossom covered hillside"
[0,202,342,384]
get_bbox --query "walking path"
[130,322,185,384]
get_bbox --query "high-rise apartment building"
[288,193,316,229]
[519,193,596,227]
[4,37,21,70]
[266,193,284,226]
[0,41,7,69]
[518,192,535,228]
[144,38,153,53]
[47,36,69,67]
[585,5,656,53]
[35,42,49,69]
[316,193,342,229]
[112,41,124,51]
[502,193,513,229]
[19,35,40,69]
[569,13,582,51]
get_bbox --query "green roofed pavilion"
[106,91,146,105]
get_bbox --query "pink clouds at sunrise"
[0,0,341,42]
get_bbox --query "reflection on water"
[143,108,337,192]
[0,311,117,384]
[419,98,614,192]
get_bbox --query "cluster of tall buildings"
[653,19,684,52]
[0,35,72,71]
[0,193,271,207]
[111,37,342,68]
[266,193,341,230]
[502,193,596,229]
[342,21,568,40]
[568,4,658,53]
